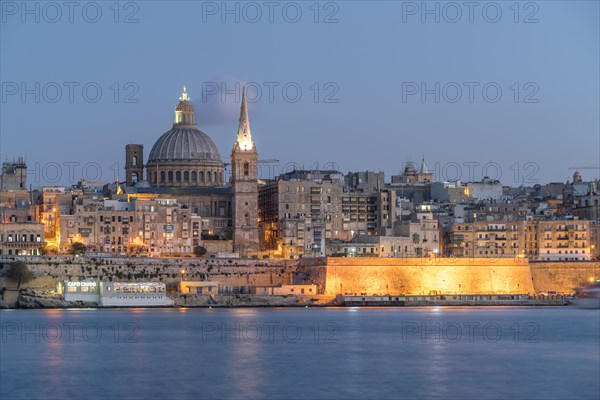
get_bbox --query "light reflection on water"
[0,307,598,400]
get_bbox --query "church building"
[123,86,259,255]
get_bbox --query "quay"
[338,294,570,307]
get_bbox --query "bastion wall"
[321,257,535,295]
[2,256,598,296]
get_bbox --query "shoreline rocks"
[15,289,98,309]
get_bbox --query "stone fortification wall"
[0,256,296,289]
[321,257,534,295]
[3,256,598,296]
[530,261,600,293]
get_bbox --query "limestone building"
[446,218,593,261]
[259,171,402,259]
[465,177,504,201]
[0,221,44,256]
[0,158,27,191]
[58,197,202,256]
[259,179,344,259]
[0,202,43,256]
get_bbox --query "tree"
[4,261,35,289]
[42,245,59,255]
[69,242,87,256]
[128,244,148,256]
[193,246,207,257]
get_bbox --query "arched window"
[168,171,173,182]
[131,172,138,184]
[199,171,204,183]
[191,171,196,181]
[184,171,189,182]
[160,171,166,183]
[132,155,137,166]
[207,171,212,183]
[176,171,181,182]
[243,162,249,176]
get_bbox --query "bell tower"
[125,144,144,185]
[231,87,259,256]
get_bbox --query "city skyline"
[1,1,598,186]
[1,82,598,188]
[1,3,599,400]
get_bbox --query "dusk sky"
[1,0,599,187]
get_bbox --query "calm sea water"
[1,307,598,400]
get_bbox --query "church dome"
[404,162,417,175]
[147,127,222,165]
[146,87,225,187]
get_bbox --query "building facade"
[446,219,593,261]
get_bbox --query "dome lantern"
[174,85,195,126]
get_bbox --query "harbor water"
[1,307,598,399]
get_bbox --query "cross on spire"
[180,85,189,101]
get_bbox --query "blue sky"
[1,0,599,187]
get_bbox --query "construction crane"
[223,159,280,180]
[569,166,600,170]
[258,159,279,165]
[222,159,279,167]
[257,159,279,180]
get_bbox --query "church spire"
[419,156,429,174]
[236,86,254,151]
